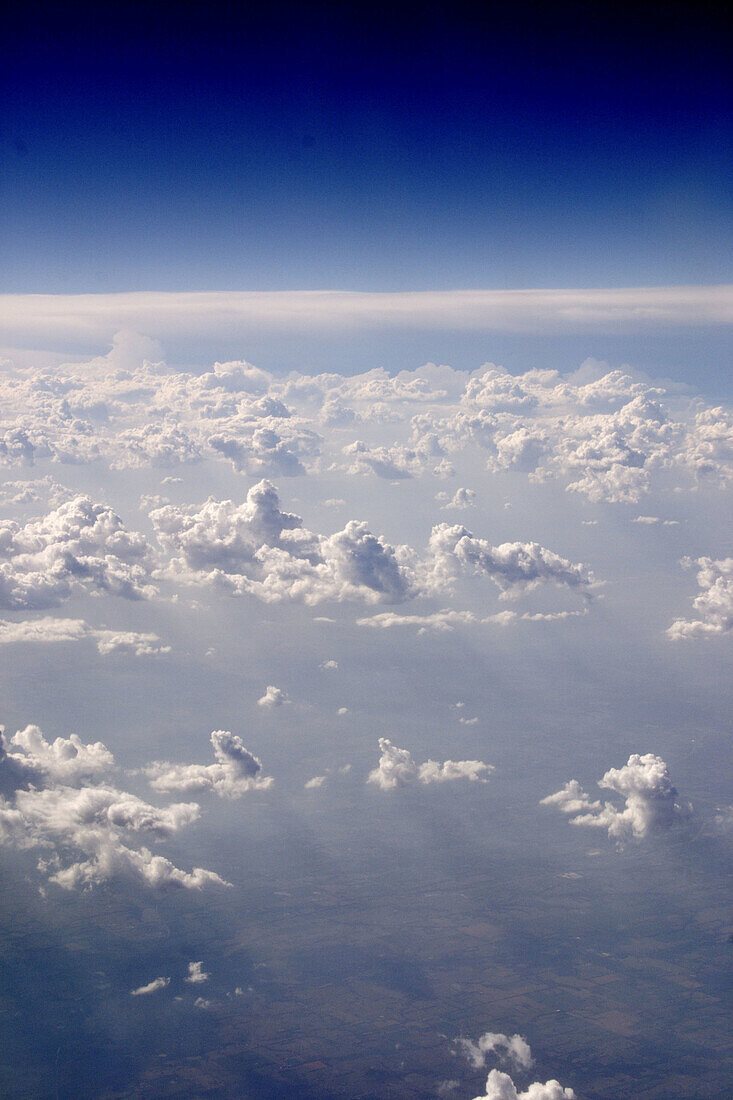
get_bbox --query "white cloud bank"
[1,286,730,351]
[368,738,493,790]
[542,753,691,843]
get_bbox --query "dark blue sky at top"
[1,1,732,292]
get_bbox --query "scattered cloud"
[185,961,210,984]
[258,685,288,708]
[458,1031,533,1074]
[0,616,169,656]
[144,731,272,799]
[668,556,733,639]
[0,724,228,890]
[131,977,170,996]
[542,753,691,843]
[368,738,493,790]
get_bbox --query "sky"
[1,4,733,1099]
[1,2,732,293]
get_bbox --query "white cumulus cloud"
[368,738,493,790]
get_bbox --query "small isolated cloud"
[337,707,349,716]
[258,685,288,707]
[368,738,493,790]
[436,487,476,509]
[459,1031,533,1074]
[542,753,691,843]
[304,764,351,790]
[472,1069,575,1100]
[185,961,210,984]
[194,997,213,1009]
[320,659,338,670]
[131,976,170,996]
[144,730,272,799]
[668,555,733,639]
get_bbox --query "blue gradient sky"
[2,1,732,292]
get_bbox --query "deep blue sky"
[1,1,732,292]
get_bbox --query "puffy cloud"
[436,487,476,509]
[209,424,319,477]
[368,738,493,790]
[144,730,272,799]
[0,495,154,610]
[668,556,733,639]
[151,480,418,606]
[305,775,327,789]
[258,685,288,708]
[131,977,170,996]
[184,961,210,984]
[459,1032,533,1074]
[426,525,592,600]
[0,616,169,656]
[472,1069,575,1100]
[542,753,691,842]
[320,659,338,670]
[343,437,445,479]
[0,723,228,891]
[1,724,114,786]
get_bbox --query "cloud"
[184,961,210,984]
[357,609,479,632]
[668,556,733,639]
[472,1069,575,1100]
[0,723,228,890]
[258,685,288,708]
[368,738,493,790]
[459,1031,533,1074]
[151,479,418,606]
[437,487,476,509]
[305,775,327,789]
[542,753,691,842]
[131,977,170,996]
[426,524,593,600]
[0,616,170,656]
[320,659,338,670]
[144,730,272,799]
[1,724,114,787]
[1,287,729,353]
[0,495,154,609]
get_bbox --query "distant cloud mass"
[0,287,730,352]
